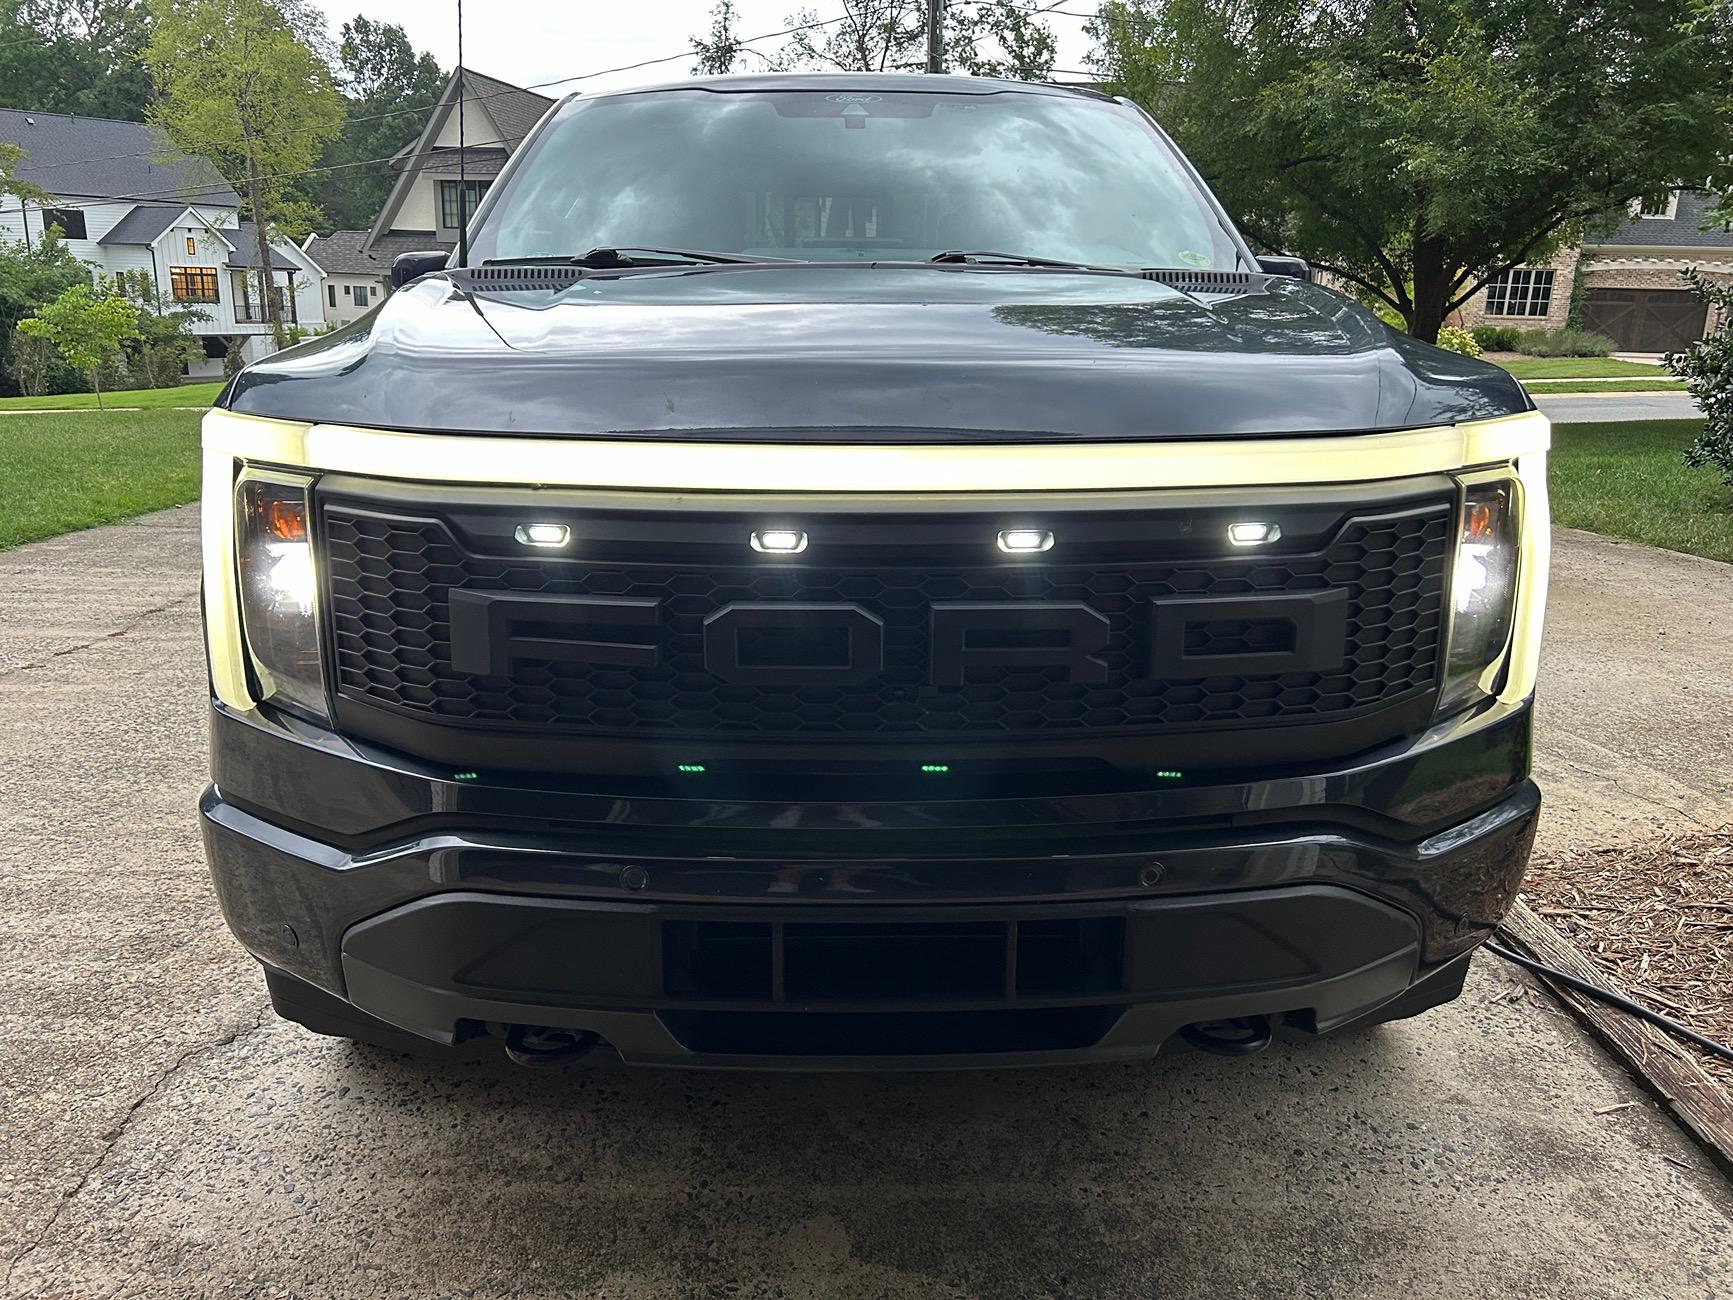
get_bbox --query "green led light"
[920,764,950,774]
[453,771,478,782]
[677,763,706,774]
[1155,770,1184,780]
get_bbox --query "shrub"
[1667,269,1733,487]
[1513,326,1616,357]
[1472,325,1523,352]
[1435,325,1482,357]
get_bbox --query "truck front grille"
[316,484,1452,760]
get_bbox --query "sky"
[301,1,1104,97]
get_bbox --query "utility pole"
[456,0,468,268]
[925,0,945,73]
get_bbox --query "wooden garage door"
[1581,290,1708,353]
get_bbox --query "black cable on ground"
[1486,937,1733,1064]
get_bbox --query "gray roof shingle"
[304,229,448,275]
[225,221,300,271]
[460,70,555,149]
[1593,190,1733,250]
[97,203,186,245]
[0,107,239,206]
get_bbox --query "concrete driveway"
[1534,391,1703,423]
[2,507,1731,1300]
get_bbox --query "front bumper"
[202,699,1539,1069]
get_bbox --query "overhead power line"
[7,11,860,178]
[6,3,1107,192]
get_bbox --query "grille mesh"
[321,500,1449,740]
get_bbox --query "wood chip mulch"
[1522,826,1733,1091]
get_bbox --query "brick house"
[1458,190,1732,353]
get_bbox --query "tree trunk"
[1408,231,1450,344]
[92,368,103,411]
[244,155,284,350]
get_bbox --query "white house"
[0,107,326,378]
[303,69,555,309]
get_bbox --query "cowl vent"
[449,265,586,293]
[1142,269,1263,296]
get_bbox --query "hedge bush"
[1667,269,1733,488]
[1513,327,1616,357]
[1471,325,1524,352]
[1436,325,1482,357]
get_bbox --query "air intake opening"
[659,1006,1127,1056]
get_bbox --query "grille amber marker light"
[515,522,571,548]
[751,529,808,554]
[1227,521,1280,547]
[997,528,1054,554]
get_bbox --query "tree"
[1667,270,1733,488]
[302,17,445,233]
[0,143,51,210]
[1088,0,1733,342]
[108,268,206,387]
[0,227,89,396]
[948,1,1057,80]
[691,0,744,74]
[775,1,926,72]
[17,283,141,408]
[0,0,156,121]
[144,0,344,347]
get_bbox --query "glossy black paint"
[219,267,1530,442]
[202,699,1536,1017]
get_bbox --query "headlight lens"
[235,470,328,722]
[1437,478,1519,717]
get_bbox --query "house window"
[440,179,489,229]
[40,207,87,240]
[357,285,370,304]
[186,234,197,255]
[170,266,220,303]
[328,285,336,308]
[1630,192,1680,221]
[342,284,351,297]
[1483,268,1555,318]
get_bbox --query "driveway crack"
[0,589,201,680]
[1,1006,270,1296]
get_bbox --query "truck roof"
[576,72,1113,103]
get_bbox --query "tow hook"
[1179,1016,1274,1057]
[503,1025,601,1067]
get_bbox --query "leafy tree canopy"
[302,16,445,233]
[1089,0,1733,341]
[17,282,141,406]
[0,0,155,120]
[774,1,927,71]
[145,0,343,342]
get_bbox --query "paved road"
[2,508,1731,1299]
[1535,391,1703,423]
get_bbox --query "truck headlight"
[235,469,329,723]
[1437,478,1519,717]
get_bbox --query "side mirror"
[1257,255,1312,281]
[391,249,451,289]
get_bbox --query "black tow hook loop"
[1180,1016,1274,1057]
[504,1025,600,1068]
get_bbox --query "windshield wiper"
[928,249,1116,271]
[483,247,785,269]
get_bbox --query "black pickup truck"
[199,74,1549,1068]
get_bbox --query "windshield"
[467,88,1244,271]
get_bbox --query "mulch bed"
[1523,826,1733,1090]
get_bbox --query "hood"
[222,267,1530,441]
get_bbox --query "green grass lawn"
[0,381,223,411]
[1525,379,1687,394]
[0,409,203,549]
[1498,357,1666,379]
[1550,420,1733,564]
